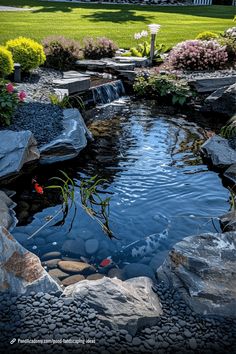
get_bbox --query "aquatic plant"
[49,93,84,110]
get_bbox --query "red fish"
[99,257,112,268]
[32,177,44,195]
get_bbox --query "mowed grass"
[0,1,234,49]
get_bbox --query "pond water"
[12,99,230,281]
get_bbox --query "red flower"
[18,91,27,101]
[6,83,14,93]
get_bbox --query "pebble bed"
[3,68,65,146]
[1,282,235,354]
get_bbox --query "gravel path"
[1,282,235,354]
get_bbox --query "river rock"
[203,83,236,117]
[85,239,99,255]
[58,261,96,275]
[0,190,17,231]
[41,251,62,261]
[0,130,39,181]
[42,259,61,269]
[62,239,86,257]
[157,231,236,318]
[63,276,162,335]
[62,274,85,286]
[86,273,104,280]
[39,108,92,164]
[122,263,155,280]
[0,226,62,295]
[201,135,236,169]
[48,268,69,280]
[108,267,123,280]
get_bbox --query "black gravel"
[5,102,64,147]
[0,282,235,354]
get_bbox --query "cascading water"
[92,80,125,105]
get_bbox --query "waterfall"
[92,80,125,105]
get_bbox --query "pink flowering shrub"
[167,40,228,71]
[0,80,26,126]
[83,37,118,59]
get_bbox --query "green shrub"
[0,46,14,78]
[196,31,219,41]
[42,36,82,71]
[217,36,236,64]
[6,37,46,72]
[221,115,236,139]
[133,74,193,106]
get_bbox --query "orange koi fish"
[32,177,44,195]
[99,257,112,268]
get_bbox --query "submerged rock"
[0,226,62,295]
[201,135,236,169]
[58,260,96,275]
[63,276,162,335]
[157,231,236,318]
[61,274,85,286]
[0,130,39,181]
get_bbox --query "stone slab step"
[188,76,236,93]
[53,77,91,94]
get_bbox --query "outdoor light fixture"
[148,24,161,64]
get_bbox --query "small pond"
[11,99,230,280]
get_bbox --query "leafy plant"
[42,36,82,71]
[83,37,118,60]
[0,81,26,126]
[49,93,84,110]
[220,115,236,139]
[6,37,46,72]
[133,74,193,106]
[195,31,219,41]
[167,40,228,71]
[130,41,170,64]
[0,46,14,78]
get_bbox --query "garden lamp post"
[148,24,161,65]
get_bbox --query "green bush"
[42,36,82,71]
[83,37,118,59]
[0,46,14,78]
[217,36,236,64]
[133,73,193,106]
[6,37,46,72]
[196,31,219,41]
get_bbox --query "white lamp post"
[148,24,161,65]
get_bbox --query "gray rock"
[189,338,197,350]
[53,77,91,94]
[63,276,162,335]
[224,163,236,184]
[0,130,39,182]
[157,231,236,318]
[203,83,236,117]
[201,135,236,169]
[0,190,17,232]
[62,239,86,257]
[0,226,62,295]
[85,239,99,255]
[220,210,236,232]
[39,108,92,164]
[189,76,236,93]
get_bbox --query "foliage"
[130,42,170,64]
[0,80,26,126]
[42,36,82,71]
[83,37,118,60]
[6,36,45,72]
[223,26,236,39]
[167,40,228,71]
[133,73,193,106]
[217,36,236,64]
[195,31,219,41]
[0,46,14,77]
[220,115,236,139]
[49,93,84,111]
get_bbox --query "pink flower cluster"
[6,82,26,101]
[168,40,228,71]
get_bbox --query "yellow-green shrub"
[195,31,219,41]
[6,37,46,72]
[0,46,14,77]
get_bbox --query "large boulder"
[201,135,236,169]
[220,211,236,232]
[0,226,62,295]
[189,76,236,93]
[202,83,236,117]
[39,108,93,164]
[0,130,39,181]
[157,231,236,318]
[0,190,17,231]
[63,276,162,335]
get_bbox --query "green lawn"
[0,1,234,49]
